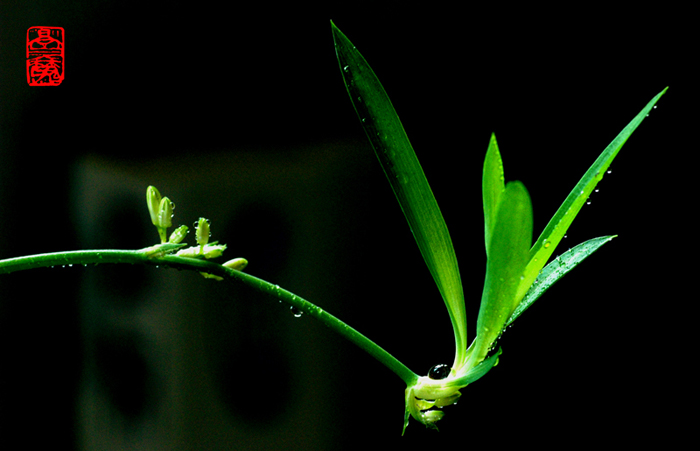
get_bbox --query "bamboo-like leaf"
[506,235,616,327]
[469,181,532,366]
[483,133,505,258]
[331,22,467,366]
[513,87,668,304]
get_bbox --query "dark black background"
[0,1,691,449]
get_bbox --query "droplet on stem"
[428,364,450,380]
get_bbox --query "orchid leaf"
[469,181,532,366]
[513,87,668,304]
[331,22,467,365]
[506,235,616,327]
[483,133,505,258]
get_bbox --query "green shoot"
[331,20,667,431]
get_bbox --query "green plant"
[330,21,666,432]
[0,22,666,434]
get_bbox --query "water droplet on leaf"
[290,306,303,318]
[428,364,450,380]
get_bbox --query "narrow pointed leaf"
[470,181,532,366]
[483,133,505,258]
[514,87,668,303]
[506,235,616,327]
[332,22,467,364]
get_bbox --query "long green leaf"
[331,22,467,366]
[469,181,532,366]
[506,235,616,327]
[483,133,505,258]
[514,87,668,303]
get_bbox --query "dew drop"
[428,364,450,380]
[343,65,349,72]
[290,306,303,318]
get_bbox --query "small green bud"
[174,247,198,258]
[147,186,162,226]
[141,242,187,258]
[223,258,248,271]
[202,243,226,259]
[158,197,174,229]
[168,225,189,244]
[175,243,226,259]
[195,217,211,247]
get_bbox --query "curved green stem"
[0,248,419,386]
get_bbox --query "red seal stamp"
[27,26,65,86]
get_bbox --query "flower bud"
[146,186,162,226]
[223,257,248,271]
[175,243,226,259]
[158,197,174,229]
[195,217,211,247]
[202,243,226,259]
[168,225,188,244]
